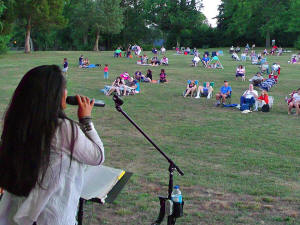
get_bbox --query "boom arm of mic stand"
[113,97,184,177]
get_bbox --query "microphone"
[66,96,105,107]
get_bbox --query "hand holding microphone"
[76,95,94,119]
[65,95,105,119]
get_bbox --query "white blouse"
[0,119,104,225]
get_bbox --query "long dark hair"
[0,65,70,197]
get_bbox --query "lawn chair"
[183,80,199,97]
[260,63,269,74]
[202,82,215,97]
[208,56,224,69]
[218,50,224,56]
[222,91,232,104]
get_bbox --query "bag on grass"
[261,104,270,112]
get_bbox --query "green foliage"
[0,34,9,53]
[294,36,300,50]
[0,0,12,54]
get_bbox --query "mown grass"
[0,49,300,225]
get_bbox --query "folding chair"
[223,91,232,104]
[202,82,215,97]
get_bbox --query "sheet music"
[81,166,124,201]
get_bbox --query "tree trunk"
[83,34,88,46]
[93,31,100,51]
[266,30,270,48]
[25,17,31,53]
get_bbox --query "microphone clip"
[112,95,124,110]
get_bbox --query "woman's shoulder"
[58,118,79,132]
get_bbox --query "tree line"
[0,0,299,54]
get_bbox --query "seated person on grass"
[236,65,246,81]
[151,56,160,66]
[159,69,168,83]
[232,52,240,61]
[210,56,222,69]
[240,84,258,109]
[142,54,148,64]
[143,69,152,82]
[260,62,269,74]
[271,63,280,75]
[195,82,213,99]
[106,76,124,96]
[192,55,200,66]
[120,72,130,80]
[254,90,269,111]
[161,56,169,66]
[202,54,210,67]
[249,72,264,86]
[78,55,84,67]
[184,80,197,98]
[288,88,300,115]
[134,71,142,81]
[291,55,297,64]
[215,81,232,106]
[83,58,90,67]
[124,77,139,95]
[114,48,122,58]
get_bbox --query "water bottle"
[171,185,182,203]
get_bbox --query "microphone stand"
[112,95,184,225]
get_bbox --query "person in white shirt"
[240,84,258,108]
[192,55,200,66]
[288,88,300,115]
[0,65,104,225]
[236,65,245,81]
[160,46,166,55]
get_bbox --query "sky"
[201,0,222,27]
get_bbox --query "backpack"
[261,104,270,112]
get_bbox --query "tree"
[144,0,204,47]
[92,0,123,51]
[217,0,292,47]
[14,0,66,53]
[0,0,14,53]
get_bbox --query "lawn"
[0,49,300,225]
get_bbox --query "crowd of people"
[104,68,168,96]
[62,44,298,115]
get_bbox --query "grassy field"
[0,49,300,225]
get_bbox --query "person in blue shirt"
[215,80,232,106]
[202,54,210,67]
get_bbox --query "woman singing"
[0,65,105,225]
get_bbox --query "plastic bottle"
[171,185,182,203]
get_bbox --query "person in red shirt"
[254,90,269,111]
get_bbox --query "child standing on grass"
[62,58,68,75]
[104,64,109,79]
